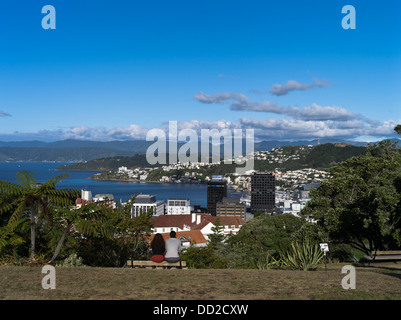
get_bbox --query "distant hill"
[58,143,368,172]
[56,154,155,171]
[303,143,367,168]
[254,138,368,151]
[0,147,137,162]
[0,140,167,162]
[252,143,368,172]
[0,138,383,162]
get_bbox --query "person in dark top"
[151,233,165,263]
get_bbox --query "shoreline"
[89,177,207,185]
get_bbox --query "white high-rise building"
[166,198,191,215]
[81,189,92,202]
[131,194,165,218]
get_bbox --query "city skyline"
[0,0,400,142]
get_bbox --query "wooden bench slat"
[371,251,401,256]
[366,255,401,260]
[127,260,186,267]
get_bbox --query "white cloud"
[294,103,358,121]
[0,118,398,142]
[196,90,358,122]
[239,117,399,140]
[269,78,331,96]
[194,91,247,104]
[38,125,150,141]
[231,99,299,115]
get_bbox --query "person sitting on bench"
[151,233,165,263]
[165,231,182,263]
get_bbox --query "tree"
[301,140,401,257]
[208,218,225,248]
[75,196,155,267]
[0,171,79,259]
[219,214,307,268]
[394,124,401,135]
[47,203,103,264]
[180,245,228,269]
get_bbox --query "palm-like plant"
[48,203,105,263]
[0,170,79,258]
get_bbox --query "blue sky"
[0,0,400,141]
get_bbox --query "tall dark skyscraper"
[251,172,275,214]
[207,177,227,216]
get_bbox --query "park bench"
[126,260,187,269]
[366,251,401,261]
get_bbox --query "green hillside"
[56,154,155,171]
[303,143,367,168]
[57,143,367,174]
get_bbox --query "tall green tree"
[0,171,79,258]
[75,196,154,267]
[47,203,104,264]
[219,214,307,268]
[208,218,225,248]
[301,140,401,257]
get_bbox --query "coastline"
[89,176,206,185]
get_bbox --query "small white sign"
[320,243,329,253]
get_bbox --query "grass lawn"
[0,262,400,300]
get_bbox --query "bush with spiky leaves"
[280,241,324,271]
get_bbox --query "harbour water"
[0,162,208,207]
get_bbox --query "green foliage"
[57,253,86,267]
[0,222,27,257]
[280,241,324,271]
[208,218,225,248]
[255,253,283,270]
[301,140,401,255]
[394,124,401,135]
[0,172,154,267]
[74,197,154,267]
[302,143,367,169]
[218,214,308,268]
[180,246,229,269]
[0,171,79,258]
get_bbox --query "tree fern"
[0,171,79,258]
[16,171,36,189]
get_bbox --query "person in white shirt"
[165,231,182,263]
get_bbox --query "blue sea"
[0,162,208,207]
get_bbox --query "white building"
[131,194,165,218]
[151,213,244,242]
[92,193,116,209]
[81,189,92,202]
[166,198,191,215]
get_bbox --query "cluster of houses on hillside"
[253,145,314,163]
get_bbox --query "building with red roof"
[151,213,244,242]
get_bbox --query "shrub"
[180,246,229,269]
[57,253,86,267]
[280,241,324,271]
[255,253,283,270]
